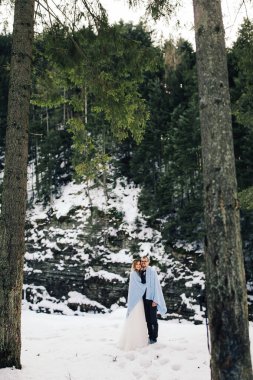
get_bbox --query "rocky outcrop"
[23,179,206,323]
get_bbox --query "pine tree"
[193,1,253,378]
[229,19,253,190]
[0,0,35,368]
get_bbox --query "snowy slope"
[24,176,206,322]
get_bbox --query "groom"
[140,256,167,344]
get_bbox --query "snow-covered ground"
[3,308,250,380]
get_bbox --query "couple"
[119,256,167,351]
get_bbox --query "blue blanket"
[127,270,146,316]
[126,267,167,317]
[145,266,167,316]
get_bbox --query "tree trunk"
[0,0,35,369]
[192,1,253,379]
[63,87,66,125]
[84,84,88,125]
[46,106,49,134]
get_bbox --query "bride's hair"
[131,259,141,271]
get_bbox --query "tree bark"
[0,0,35,369]
[192,0,253,379]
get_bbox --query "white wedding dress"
[118,299,148,351]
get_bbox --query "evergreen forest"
[1,19,253,260]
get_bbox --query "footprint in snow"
[170,344,186,351]
[171,363,181,371]
[125,352,135,361]
[159,357,170,366]
[155,343,167,349]
[187,355,197,360]
[132,370,142,379]
[139,359,152,368]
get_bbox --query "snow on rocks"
[24,176,206,322]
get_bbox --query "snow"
[68,291,107,310]
[1,309,253,380]
[0,309,210,380]
[53,182,92,219]
[105,249,132,264]
[111,179,141,225]
[84,267,127,283]
[185,272,205,288]
[138,242,155,256]
[23,174,208,319]
[1,147,252,378]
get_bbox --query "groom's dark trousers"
[143,297,158,342]
[141,270,158,342]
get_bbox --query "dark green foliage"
[37,21,156,143]
[129,0,177,20]
[226,21,253,280]
[29,21,159,199]
[229,19,253,190]
[1,19,253,253]
[116,39,203,246]
[32,129,72,204]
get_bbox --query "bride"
[118,259,148,351]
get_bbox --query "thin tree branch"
[242,0,249,19]
[44,0,53,30]
[35,0,87,59]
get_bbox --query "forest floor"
[2,308,251,380]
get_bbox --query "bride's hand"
[152,301,157,307]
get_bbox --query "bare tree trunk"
[46,106,49,134]
[63,87,66,125]
[193,1,253,379]
[83,84,88,125]
[0,0,35,369]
